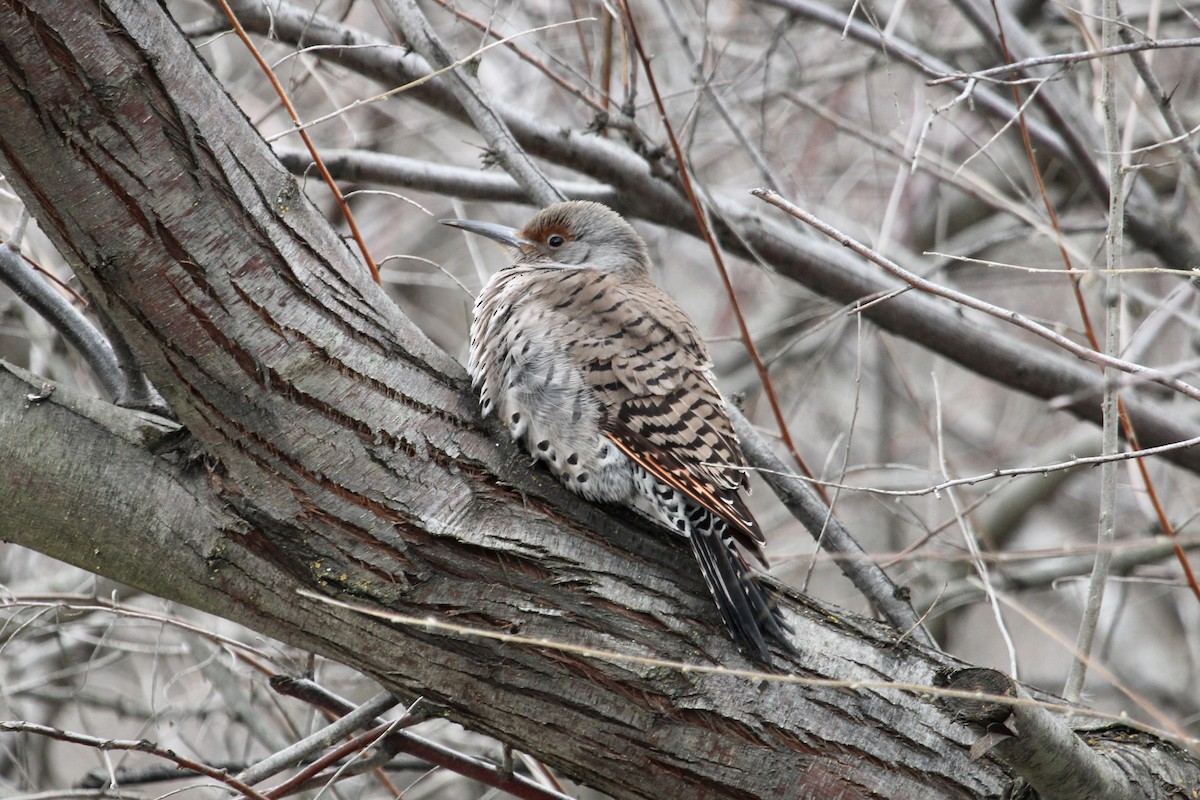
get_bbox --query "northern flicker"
[443,201,792,664]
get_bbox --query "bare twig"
[236,691,399,786]
[0,721,273,800]
[932,374,1018,676]
[272,678,577,800]
[214,0,380,283]
[926,36,1200,85]
[730,407,934,646]
[380,0,564,208]
[273,147,615,204]
[751,189,1200,405]
[1118,27,1200,183]
[0,244,124,401]
[619,1,824,494]
[1064,0,1125,703]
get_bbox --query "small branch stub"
[937,668,1142,800]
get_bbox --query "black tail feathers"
[686,506,794,666]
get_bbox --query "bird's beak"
[440,218,531,249]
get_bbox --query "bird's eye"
[547,234,565,248]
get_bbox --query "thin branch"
[766,431,1200,498]
[926,36,1200,85]
[730,407,934,646]
[236,692,399,786]
[751,189,1200,406]
[261,18,596,143]
[380,0,564,208]
[932,373,1018,676]
[0,721,273,800]
[619,1,825,496]
[0,243,125,400]
[1064,0,1125,703]
[260,720,397,799]
[273,148,615,204]
[272,678,579,800]
[215,0,380,283]
[430,0,609,113]
[1118,26,1200,183]
[654,0,784,193]
[920,534,1200,615]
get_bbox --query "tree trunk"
[0,2,1195,798]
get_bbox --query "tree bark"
[0,2,1195,798]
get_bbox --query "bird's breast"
[468,268,637,504]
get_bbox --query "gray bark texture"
[0,2,1196,798]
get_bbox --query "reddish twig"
[272,677,575,800]
[259,721,394,798]
[988,5,1200,603]
[1,720,272,800]
[214,0,380,284]
[431,0,608,112]
[1,245,89,307]
[617,1,828,501]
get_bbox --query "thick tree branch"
[1,2,1196,798]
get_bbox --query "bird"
[443,200,792,664]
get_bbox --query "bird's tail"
[686,505,794,665]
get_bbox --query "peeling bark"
[0,2,1196,798]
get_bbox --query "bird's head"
[442,201,650,277]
